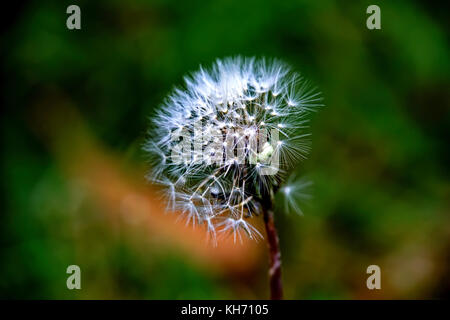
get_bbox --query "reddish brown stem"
[263,207,283,300]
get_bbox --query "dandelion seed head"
[144,56,322,241]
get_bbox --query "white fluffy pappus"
[144,56,322,242]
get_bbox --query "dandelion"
[144,56,322,299]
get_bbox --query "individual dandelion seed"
[276,173,313,216]
[143,56,323,299]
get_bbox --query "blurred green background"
[1,0,449,299]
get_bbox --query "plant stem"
[262,206,283,300]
